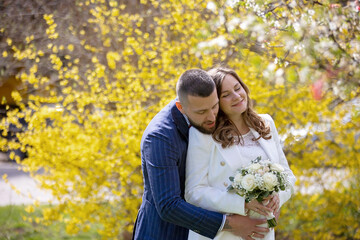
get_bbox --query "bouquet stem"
[267,217,277,228]
[266,211,277,228]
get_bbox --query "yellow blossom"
[67,44,74,52]
[106,51,121,69]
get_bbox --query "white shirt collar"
[182,113,191,126]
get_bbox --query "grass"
[0,205,101,240]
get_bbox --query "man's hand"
[223,214,269,240]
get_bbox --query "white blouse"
[236,130,269,167]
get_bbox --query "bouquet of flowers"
[227,156,290,228]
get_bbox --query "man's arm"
[143,133,223,239]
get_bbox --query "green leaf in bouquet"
[236,192,245,197]
[246,191,259,202]
[227,185,234,191]
[245,196,252,203]
[229,176,234,182]
[257,191,271,202]
[252,156,261,163]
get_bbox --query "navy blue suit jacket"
[133,100,223,240]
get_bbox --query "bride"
[185,67,296,240]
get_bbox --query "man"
[133,69,269,240]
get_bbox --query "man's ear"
[175,101,184,114]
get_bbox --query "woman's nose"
[232,91,241,99]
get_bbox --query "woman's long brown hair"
[208,67,271,148]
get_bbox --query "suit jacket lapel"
[171,102,189,141]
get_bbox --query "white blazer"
[185,114,296,240]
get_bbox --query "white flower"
[234,173,243,184]
[329,22,337,31]
[262,159,272,165]
[248,163,261,171]
[241,174,256,191]
[262,173,278,191]
[256,168,266,175]
[270,163,284,172]
[293,22,301,32]
[206,1,217,12]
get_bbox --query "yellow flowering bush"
[0,0,359,239]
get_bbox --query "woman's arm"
[266,115,296,207]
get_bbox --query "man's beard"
[188,118,215,135]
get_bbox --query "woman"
[185,67,296,240]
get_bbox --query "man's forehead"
[186,93,218,110]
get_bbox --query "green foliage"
[0,205,101,239]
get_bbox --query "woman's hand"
[265,193,280,213]
[274,208,280,222]
[245,199,273,217]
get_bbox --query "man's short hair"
[176,69,215,106]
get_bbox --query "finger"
[266,194,275,201]
[266,201,275,210]
[262,196,271,201]
[253,232,265,239]
[248,203,263,215]
[258,205,273,214]
[275,209,281,220]
[269,202,277,212]
[269,197,277,205]
[253,202,271,212]
[272,203,278,211]
[267,198,278,211]
[257,201,273,208]
[255,207,270,217]
[253,218,268,224]
[275,200,280,210]
[255,226,270,233]
[248,207,264,216]
[245,235,253,240]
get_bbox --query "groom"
[132,69,269,240]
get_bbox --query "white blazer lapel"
[214,142,241,170]
[249,128,278,163]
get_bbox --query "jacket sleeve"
[264,114,296,207]
[185,128,246,216]
[143,131,223,239]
